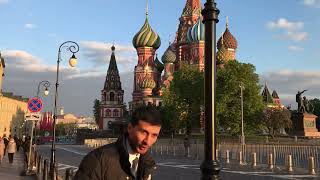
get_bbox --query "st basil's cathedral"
[99,0,243,130]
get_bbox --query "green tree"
[93,99,101,125]
[310,98,320,116]
[217,61,264,135]
[261,108,292,138]
[162,65,204,135]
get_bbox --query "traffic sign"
[25,112,42,121]
[27,98,43,113]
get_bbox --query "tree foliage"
[93,99,101,125]
[260,108,292,138]
[56,123,78,136]
[217,61,265,135]
[162,65,204,134]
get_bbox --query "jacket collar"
[115,134,155,179]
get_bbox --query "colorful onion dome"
[154,55,164,72]
[161,46,176,63]
[133,17,161,49]
[217,27,238,50]
[187,17,205,43]
[139,76,156,89]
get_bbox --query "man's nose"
[143,135,152,145]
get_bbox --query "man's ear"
[127,122,133,132]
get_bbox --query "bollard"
[216,149,219,160]
[160,145,163,155]
[173,146,176,156]
[251,153,257,167]
[65,168,74,180]
[37,155,42,174]
[226,150,230,164]
[43,159,48,180]
[287,155,293,173]
[308,156,316,175]
[166,146,169,155]
[294,136,298,143]
[268,153,273,169]
[239,151,243,165]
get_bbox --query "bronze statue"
[296,90,307,113]
[303,96,314,113]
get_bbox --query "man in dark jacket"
[74,105,162,180]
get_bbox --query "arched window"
[106,109,111,117]
[110,92,115,101]
[113,109,119,117]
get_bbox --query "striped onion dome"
[154,55,164,72]
[133,17,161,49]
[187,17,205,43]
[161,46,176,63]
[139,76,156,89]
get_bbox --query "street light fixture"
[201,0,220,179]
[49,41,79,180]
[36,80,51,98]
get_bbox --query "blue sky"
[1,0,320,116]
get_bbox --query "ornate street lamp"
[201,0,220,179]
[49,41,79,180]
[36,80,51,98]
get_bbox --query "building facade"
[0,53,28,137]
[99,46,125,130]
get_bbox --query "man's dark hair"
[131,105,161,126]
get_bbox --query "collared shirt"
[125,139,140,178]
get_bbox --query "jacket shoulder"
[73,143,118,180]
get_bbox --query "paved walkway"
[0,150,36,180]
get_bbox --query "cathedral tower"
[100,45,125,130]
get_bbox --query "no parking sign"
[27,97,43,113]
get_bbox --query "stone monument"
[291,90,320,137]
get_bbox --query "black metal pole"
[201,0,220,179]
[49,41,79,180]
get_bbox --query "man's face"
[127,120,161,154]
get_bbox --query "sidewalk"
[0,150,36,180]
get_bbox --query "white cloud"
[24,23,37,29]
[0,0,9,4]
[267,18,304,31]
[303,0,320,6]
[2,50,76,73]
[267,18,308,43]
[288,45,304,51]
[287,31,308,41]
[80,41,137,72]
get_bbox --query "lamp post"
[49,41,79,180]
[35,80,51,140]
[201,0,220,179]
[239,82,245,163]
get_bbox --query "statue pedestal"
[291,113,320,137]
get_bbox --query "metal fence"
[151,139,320,173]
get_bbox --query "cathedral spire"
[182,0,201,17]
[226,16,229,29]
[104,45,121,91]
[146,0,149,17]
